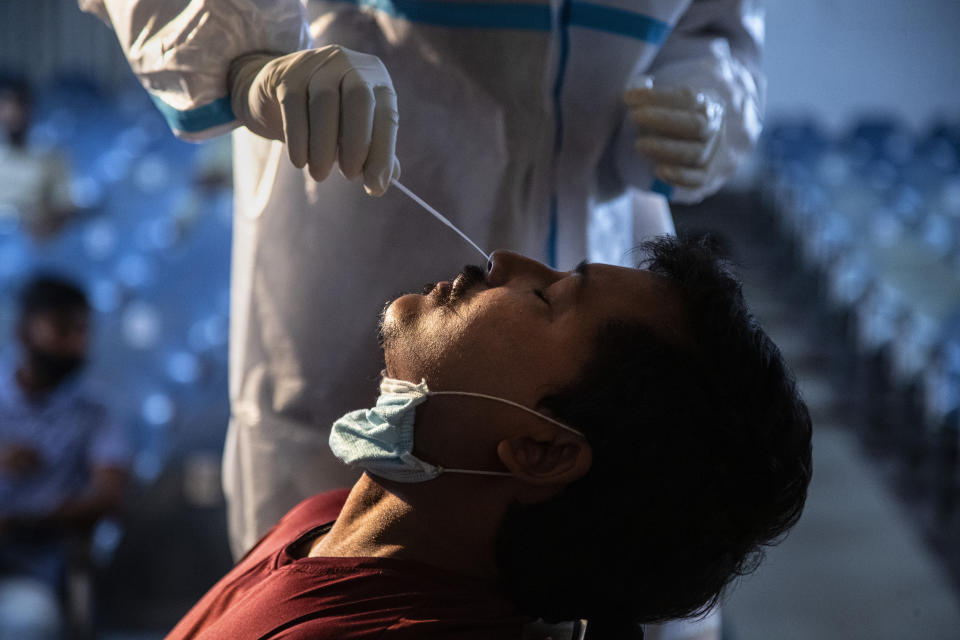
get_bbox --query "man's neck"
[309,473,508,580]
[4,132,27,148]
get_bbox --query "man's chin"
[378,293,422,347]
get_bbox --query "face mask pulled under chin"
[28,349,85,387]
[328,375,584,483]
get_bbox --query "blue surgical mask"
[329,375,584,483]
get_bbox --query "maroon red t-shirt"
[167,490,530,639]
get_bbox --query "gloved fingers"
[368,159,401,196]
[277,82,310,169]
[624,86,701,111]
[365,159,402,197]
[630,105,714,141]
[363,84,399,197]
[655,165,709,189]
[305,80,340,182]
[635,135,711,167]
[338,69,376,180]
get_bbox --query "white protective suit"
[80,0,764,559]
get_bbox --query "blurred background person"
[0,275,129,639]
[0,75,76,241]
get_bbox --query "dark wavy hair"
[494,236,813,635]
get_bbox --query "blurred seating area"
[760,115,960,562]
[0,78,236,635]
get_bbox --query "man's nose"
[486,250,559,287]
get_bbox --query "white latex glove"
[624,84,724,190]
[229,46,400,196]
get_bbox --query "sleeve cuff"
[148,94,237,140]
[649,178,674,199]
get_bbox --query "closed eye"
[533,289,550,306]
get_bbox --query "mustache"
[446,264,487,307]
[378,263,485,344]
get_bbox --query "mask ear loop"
[426,390,584,438]
[434,466,514,477]
[428,390,583,477]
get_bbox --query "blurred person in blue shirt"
[0,275,129,639]
[0,74,75,240]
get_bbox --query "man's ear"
[496,432,592,488]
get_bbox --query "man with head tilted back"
[168,237,812,640]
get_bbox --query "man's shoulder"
[49,386,111,430]
[69,390,109,413]
[47,376,111,412]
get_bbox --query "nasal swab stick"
[391,179,490,263]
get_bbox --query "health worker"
[80,0,764,560]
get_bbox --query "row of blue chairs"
[760,116,960,521]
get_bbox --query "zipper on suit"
[547,0,572,268]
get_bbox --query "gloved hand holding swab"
[391,179,489,263]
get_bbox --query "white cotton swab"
[391,179,489,263]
